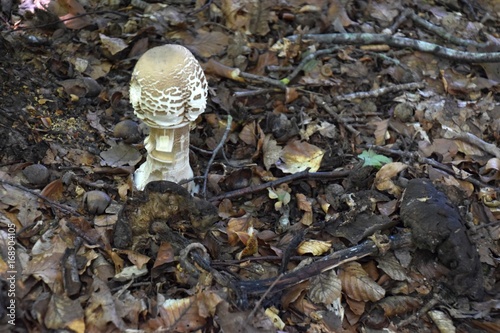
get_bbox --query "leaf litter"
[0,0,499,332]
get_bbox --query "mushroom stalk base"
[134,124,194,191]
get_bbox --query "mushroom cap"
[130,44,208,128]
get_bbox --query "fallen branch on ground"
[286,33,500,62]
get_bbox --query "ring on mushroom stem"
[129,44,208,192]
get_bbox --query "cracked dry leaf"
[100,143,142,167]
[263,134,282,170]
[339,262,385,302]
[376,253,408,281]
[276,140,324,174]
[297,239,332,256]
[377,296,422,317]
[159,291,223,332]
[308,270,342,306]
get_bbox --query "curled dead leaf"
[276,140,324,174]
[374,162,408,196]
[297,239,332,256]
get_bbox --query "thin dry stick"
[447,131,500,159]
[332,82,425,102]
[202,115,233,198]
[0,179,81,216]
[402,9,488,48]
[246,274,284,323]
[284,47,341,84]
[314,95,361,138]
[208,169,351,202]
[286,33,500,62]
[238,71,287,89]
[235,232,414,295]
[364,144,500,192]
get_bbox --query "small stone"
[113,119,141,143]
[393,103,414,122]
[84,190,111,214]
[23,164,50,186]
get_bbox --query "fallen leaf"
[277,140,324,174]
[308,270,342,306]
[340,262,385,302]
[297,239,332,256]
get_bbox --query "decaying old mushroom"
[129,44,208,191]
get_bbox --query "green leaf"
[358,150,392,169]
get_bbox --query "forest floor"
[1,0,500,332]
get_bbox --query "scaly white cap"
[130,44,208,128]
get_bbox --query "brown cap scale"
[130,45,208,191]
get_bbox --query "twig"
[399,9,485,48]
[283,47,340,84]
[285,33,500,62]
[232,88,279,98]
[0,179,81,216]
[364,145,500,192]
[234,232,414,295]
[314,95,361,138]
[333,82,425,102]
[445,131,500,159]
[202,115,233,198]
[65,171,116,191]
[208,169,351,202]
[238,71,287,89]
[246,274,283,323]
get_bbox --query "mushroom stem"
[129,44,208,192]
[134,123,193,191]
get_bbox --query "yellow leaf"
[297,240,332,255]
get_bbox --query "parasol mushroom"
[129,44,208,191]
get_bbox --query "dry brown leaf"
[299,211,313,226]
[370,119,389,145]
[44,294,85,332]
[340,262,385,302]
[296,193,312,212]
[99,34,128,56]
[153,242,175,268]
[85,277,126,331]
[263,134,282,170]
[345,296,365,316]
[50,0,92,29]
[308,270,342,306]
[221,0,272,35]
[377,296,422,317]
[374,162,408,196]
[160,297,204,332]
[160,291,223,332]
[40,179,64,201]
[376,253,408,282]
[239,121,259,146]
[236,229,258,259]
[186,31,229,58]
[216,301,275,333]
[297,239,332,256]
[277,140,324,174]
[227,215,253,246]
[114,249,150,270]
[327,0,356,28]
